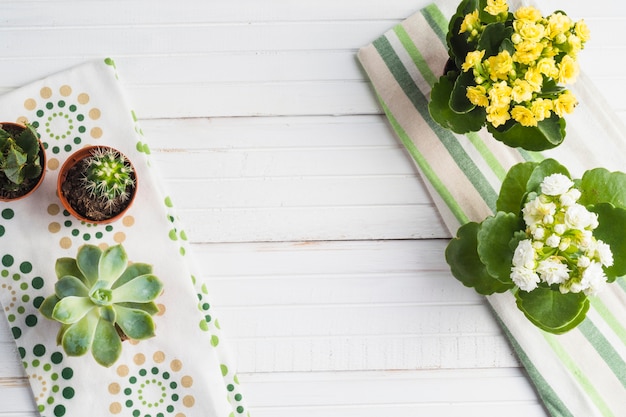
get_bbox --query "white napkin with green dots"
[358,2,626,416]
[0,59,247,417]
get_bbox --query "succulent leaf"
[92,319,122,367]
[76,245,103,286]
[112,274,163,303]
[55,257,87,284]
[53,296,95,324]
[113,305,156,340]
[55,276,90,298]
[98,244,128,284]
[39,295,60,320]
[61,311,98,356]
[112,263,153,289]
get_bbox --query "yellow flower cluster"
[459,1,589,128]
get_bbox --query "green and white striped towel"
[358,2,626,416]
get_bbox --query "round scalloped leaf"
[588,203,626,281]
[477,212,521,283]
[445,222,514,294]
[515,287,589,334]
[578,168,626,209]
[429,74,486,134]
[476,22,512,57]
[446,0,479,62]
[496,161,538,213]
[450,70,477,114]
[487,115,565,151]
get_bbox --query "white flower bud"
[546,234,561,248]
[554,224,567,235]
[577,256,591,268]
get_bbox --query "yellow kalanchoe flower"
[487,50,514,81]
[553,91,578,117]
[547,12,573,40]
[514,21,546,43]
[486,105,511,127]
[536,57,558,79]
[513,40,544,65]
[511,105,538,127]
[575,20,591,42]
[511,79,534,103]
[488,81,513,108]
[558,55,579,84]
[530,98,553,121]
[460,10,480,35]
[484,0,508,16]
[462,49,485,72]
[466,85,489,107]
[514,6,542,23]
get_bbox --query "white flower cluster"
[510,173,613,295]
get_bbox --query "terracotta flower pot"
[57,145,137,224]
[0,122,47,202]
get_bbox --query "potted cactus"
[39,244,164,367]
[0,122,46,201]
[57,145,137,223]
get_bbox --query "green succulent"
[40,244,163,367]
[83,147,135,208]
[0,123,43,190]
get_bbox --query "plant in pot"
[0,122,46,201]
[58,145,137,223]
[428,0,589,151]
[445,158,626,334]
[39,244,164,367]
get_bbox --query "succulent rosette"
[428,0,589,151]
[40,244,163,367]
[446,159,626,333]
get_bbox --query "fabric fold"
[358,2,626,416]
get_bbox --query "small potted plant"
[57,145,137,223]
[428,0,589,151]
[0,122,46,201]
[39,244,164,367]
[445,158,626,333]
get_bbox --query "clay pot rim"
[57,145,137,224]
[0,121,47,202]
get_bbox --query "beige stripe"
[401,12,449,86]
[358,44,492,223]
[477,130,527,172]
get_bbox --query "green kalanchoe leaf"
[496,161,538,213]
[450,70,477,114]
[476,22,512,57]
[112,274,163,303]
[62,311,98,356]
[76,245,103,286]
[429,74,486,134]
[578,168,626,209]
[112,263,153,289]
[114,305,156,340]
[515,287,589,334]
[446,0,479,66]
[53,296,95,324]
[477,212,521,283]
[92,318,122,367]
[55,276,90,298]
[99,244,128,284]
[487,115,566,151]
[445,222,514,294]
[589,203,626,281]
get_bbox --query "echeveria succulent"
[40,244,163,367]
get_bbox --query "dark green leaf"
[477,212,521,282]
[578,168,626,209]
[487,115,566,151]
[447,0,479,62]
[446,222,514,294]
[589,203,626,281]
[450,70,477,114]
[429,74,486,134]
[496,161,538,213]
[477,22,511,57]
[515,287,589,334]
[39,295,60,319]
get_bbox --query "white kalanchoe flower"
[580,261,607,295]
[513,239,536,269]
[596,240,614,267]
[577,256,591,268]
[522,197,556,227]
[565,204,597,230]
[537,257,570,285]
[554,223,567,235]
[511,265,541,292]
[560,188,581,206]
[540,173,574,196]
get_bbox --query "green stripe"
[579,319,626,390]
[421,3,448,43]
[590,297,626,346]
[372,35,499,212]
[518,149,544,162]
[544,332,615,417]
[392,25,438,87]
[464,132,507,181]
[379,98,469,225]
[496,318,574,417]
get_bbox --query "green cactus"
[0,123,42,191]
[82,147,135,208]
[40,244,163,367]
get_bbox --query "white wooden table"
[0,1,623,415]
